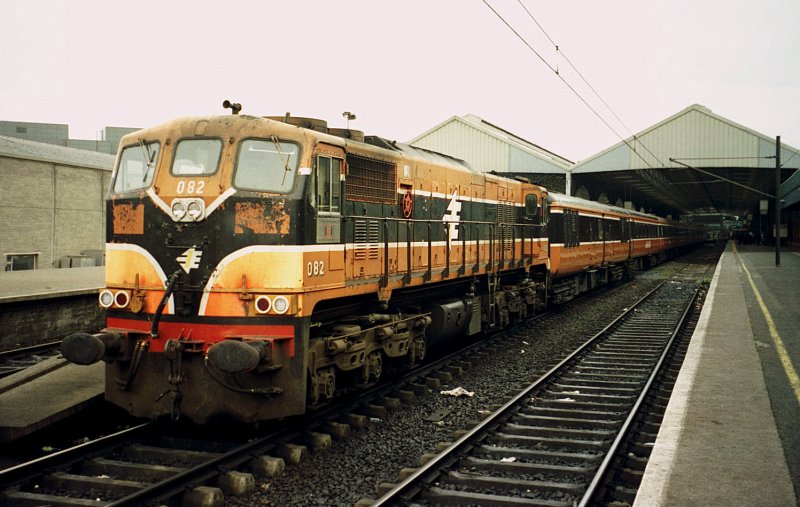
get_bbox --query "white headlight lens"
[187,201,203,219]
[272,296,289,314]
[99,290,114,308]
[172,201,186,220]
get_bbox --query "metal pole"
[775,136,781,267]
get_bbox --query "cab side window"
[317,155,341,213]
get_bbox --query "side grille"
[354,219,381,260]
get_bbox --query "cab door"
[313,144,344,244]
[309,144,345,281]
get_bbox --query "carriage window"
[234,139,299,193]
[113,141,160,193]
[172,139,222,176]
[316,155,341,213]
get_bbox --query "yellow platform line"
[733,244,800,405]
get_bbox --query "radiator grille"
[346,155,397,204]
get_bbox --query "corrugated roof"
[572,104,800,173]
[0,135,115,171]
[409,114,573,171]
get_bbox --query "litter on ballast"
[501,457,517,462]
[440,387,475,397]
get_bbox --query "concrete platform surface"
[0,359,105,443]
[0,266,104,303]
[635,244,799,506]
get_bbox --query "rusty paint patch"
[113,203,144,235]
[235,200,290,235]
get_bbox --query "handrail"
[342,214,547,287]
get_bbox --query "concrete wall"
[0,296,105,349]
[0,121,139,155]
[0,154,111,269]
[0,121,69,146]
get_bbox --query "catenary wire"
[481,0,662,171]
[513,0,669,168]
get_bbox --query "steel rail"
[371,281,669,506]
[106,312,552,505]
[0,423,153,487]
[0,340,62,359]
[578,286,699,506]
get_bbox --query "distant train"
[62,105,704,423]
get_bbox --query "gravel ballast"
[229,273,671,507]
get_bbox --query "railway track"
[0,315,544,506]
[1,250,718,506]
[370,279,700,506]
[0,341,62,380]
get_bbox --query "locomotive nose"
[62,332,122,365]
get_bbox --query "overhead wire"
[481,0,651,164]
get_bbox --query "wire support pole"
[775,136,781,267]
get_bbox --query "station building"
[411,105,800,248]
[409,113,573,192]
[0,121,138,155]
[0,136,115,271]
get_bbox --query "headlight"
[255,295,272,314]
[114,290,131,308]
[99,290,114,308]
[171,201,187,220]
[272,296,289,314]
[187,201,203,220]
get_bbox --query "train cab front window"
[172,139,222,175]
[113,141,160,193]
[234,139,299,193]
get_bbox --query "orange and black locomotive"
[62,104,702,423]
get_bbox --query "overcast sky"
[2,0,798,161]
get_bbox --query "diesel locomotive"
[62,104,702,423]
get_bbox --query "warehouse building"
[0,136,115,271]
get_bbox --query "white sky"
[1,0,798,162]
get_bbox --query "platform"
[0,357,105,443]
[635,244,800,506]
[0,266,104,304]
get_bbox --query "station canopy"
[570,104,800,219]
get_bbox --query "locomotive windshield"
[233,138,299,193]
[113,141,160,193]
[172,139,222,175]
